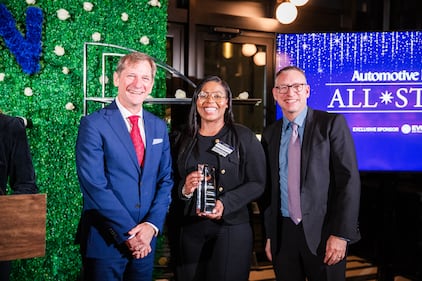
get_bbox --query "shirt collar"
[283,106,308,131]
[115,96,143,119]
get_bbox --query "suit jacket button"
[220,169,226,175]
[218,186,224,192]
[135,203,140,208]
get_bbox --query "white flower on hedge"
[140,36,150,45]
[148,0,161,7]
[65,102,75,110]
[57,9,70,20]
[24,87,33,97]
[83,2,94,12]
[62,67,69,74]
[175,89,186,98]
[92,32,101,42]
[99,75,109,85]
[26,0,36,4]
[0,73,5,82]
[121,12,129,22]
[54,46,65,56]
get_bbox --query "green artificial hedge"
[0,0,168,280]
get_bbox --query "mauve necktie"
[128,115,144,166]
[288,122,302,224]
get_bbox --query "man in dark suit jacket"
[76,52,173,281]
[260,66,361,281]
[0,113,38,281]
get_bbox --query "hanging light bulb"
[290,0,309,6]
[276,2,298,24]
[241,44,257,57]
[253,51,266,66]
[222,42,233,59]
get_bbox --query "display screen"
[275,31,422,171]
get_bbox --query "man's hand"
[265,239,272,261]
[324,235,347,265]
[125,223,155,259]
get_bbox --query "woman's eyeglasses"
[197,91,227,102]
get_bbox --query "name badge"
[211,140,234,157]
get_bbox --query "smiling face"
[113,60,154,114]
[273,68,310,121]
[196,80,229,127]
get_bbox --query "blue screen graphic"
[276,31,422,171]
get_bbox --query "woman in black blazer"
[169,76,266,281]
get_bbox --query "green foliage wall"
[0,0,168,280]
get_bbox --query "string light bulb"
[222,42,233,59]
[241,44,257,57]
[290,0,309,6]
[253,51,266,66]
[275,2,298,24]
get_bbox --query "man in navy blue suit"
[76,52,173,281]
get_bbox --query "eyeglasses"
[274,83,307,94]
[197,91,227,102]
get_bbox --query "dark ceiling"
[171,0,422,32]
[352,0,422,31]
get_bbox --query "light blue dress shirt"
[279,107,307,217]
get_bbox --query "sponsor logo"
[353,124,422,134]
[401,124,422,134]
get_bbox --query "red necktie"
[288,122,302,224]
[128,115,144,166]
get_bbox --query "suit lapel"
[301,108,315,181]
[267,120,283,210]
[267,120,283,194]
[103,102,140,170]
[142,111,160,172]
[142,112,152,170]
[270,120,283,169]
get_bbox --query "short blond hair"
[115,52,157,79]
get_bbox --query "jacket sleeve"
[327,114,361,242]
[220,128,266,217]
[9,117,38,194]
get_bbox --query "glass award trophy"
[196,164,216,214]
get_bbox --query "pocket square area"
[152,138,163,144]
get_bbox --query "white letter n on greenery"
[0,4,43,75]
